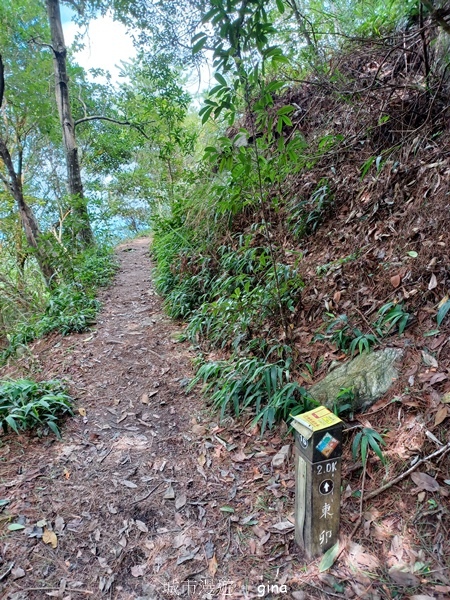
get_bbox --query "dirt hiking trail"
[0,238,304,600]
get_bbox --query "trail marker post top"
[291,406,343,559]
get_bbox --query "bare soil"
[0,238,449,600]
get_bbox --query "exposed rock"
[309,348,403,412]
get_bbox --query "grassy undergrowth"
[152,204,308,428]
[0,378,73,439]
[0,246,118,365]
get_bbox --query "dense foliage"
[0,378,73,438]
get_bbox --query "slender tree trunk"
[0,138,56,286]
[46,0,94,248]
[0,55,55,284]
[287,0,317,52]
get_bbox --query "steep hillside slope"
[152,28,450,593]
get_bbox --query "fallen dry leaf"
[389,535,404,562]
[291,593,307,600]
[347,542,380,570]
[192,424,206,435]
[428,274,438,290]
[135,520,148,533]
[388,567,419,587]
[175,493,187,510]
[390,274,401,288]
[54,516,65,534]
[259,532,271,545]
[164,485,175,499]
[131,564,146,577]
[120,480,138,489]
[173,532,192,549]
[422,351,438,368]
[271,444,291,468]
[176,546,200,565]
[430,372,447,386]
[11,566,26,580]
[410,472,440,492]
[231,450,253,462]
[434,405,449,426]
[208,554,218,577]
[270,521,295,533]
[42,529,58,549]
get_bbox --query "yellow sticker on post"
[290,406,342,439]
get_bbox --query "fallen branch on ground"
[364,440,450,501]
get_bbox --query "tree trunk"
[46,0,94,248]
[287,0,317,53]
[0,137,56,286]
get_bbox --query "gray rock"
[309,348,403,412]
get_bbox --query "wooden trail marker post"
[291,407,343,559]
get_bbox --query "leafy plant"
[39,283,100,336]
[315,314,377,356]
[71,246,119,289]
[289,181,334,239]
[333,386,355,415]
[437,298,450,326]
[317,314,352,351]
[352,427,386,465]
[348,328,377,356]
[0,379,73,439]
[188,355,317,433]
[376,302,410,335]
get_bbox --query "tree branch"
[28,36,55,53]
[364,440,450,501]
[74,115,151,139]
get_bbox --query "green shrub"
[39,283,100,336]
[0,246,117,365]
[71,246,119,289]
[189,355,317,433]
[0,379,73,439]
[315,314,377,355]
[375,302,410,335]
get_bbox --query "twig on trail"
[364,440,450,501]
[354,306,379,339]
[97,445,116,463]
[223,516,232,556]
[0,561,14,582]
[147,348,162,358]
[131,481,163,504]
